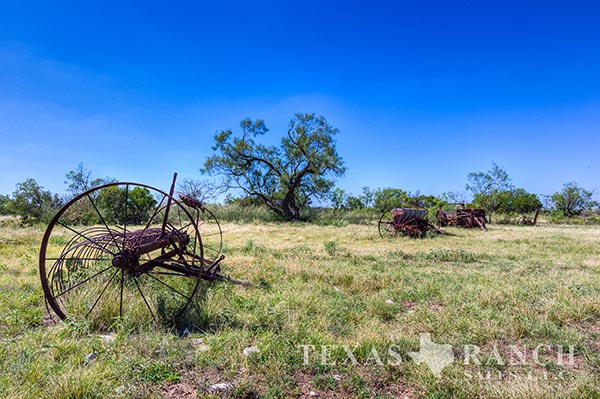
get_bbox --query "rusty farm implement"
[437,205,487,231]
[39,173,245,325]
[378,208,445,238]
[518,206,542,226]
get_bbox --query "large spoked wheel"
[39,182,205,326]
[378,210,398,238]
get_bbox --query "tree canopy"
[551,182,597,217]
[96,186,157,225]
[373,188,412,213]
[64,163,106,197]
[178,178,224,204]
[203,113,346,221]
[0,194,11,215]
[496,188,541,215]
[467,163,514,221]
[9,178,62,223]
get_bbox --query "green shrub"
[324,241,337,256]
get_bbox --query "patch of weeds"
[420,249,478,263]
[370,262,386,272]
[45,368,111,399]
[324,241,337,256]
[138,361,180,383]
[231,382,260,398]
[49,235,68,246]
[296,271,311,283]
[386,250,413,261]
[424,230,442,239]
[60,319,93,338]
[241,240,265,255]
[332,273,354,288]
[313,374,340,391]
[543,360,565,373]
[315,219,348,227]
[256,278,271,289]
[220,242,231,255]
[342,374,372,397]
[569,284,596,297]
[370,300,399,322]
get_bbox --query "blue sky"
[1,1,599,201]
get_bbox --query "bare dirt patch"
[164,382,197,399]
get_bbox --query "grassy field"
[1,222,600,398]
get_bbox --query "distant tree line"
[0,163,155,225]
[0,179,62,224]
[1,114,598,225]
[327,163,595,223]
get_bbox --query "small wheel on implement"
[39,182,206,326]
[378,210,398,238]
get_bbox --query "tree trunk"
[281,188,300,221]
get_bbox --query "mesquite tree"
[551,182,597,217]
[466,163,514,222]
[203,113,345,221]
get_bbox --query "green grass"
[1,222,600,398]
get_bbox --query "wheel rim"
[177,195,223,262]
[196,207,223,261]
[39,182,204,326]
[378,210,397,238]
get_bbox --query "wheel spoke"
[149,259,199,276]
[133,278,156,320]
[119,270,124,318]
[191,230,198,268]
[177,208,183,231]
[53,265,114,298]
[139,194,167,238]
[200,232,221,238]
[86,193,121,252]
[56,221,116,256]
[86,269,119,317]
[123,184,129,243]
[179,221,193,231]
[144,273,191,301]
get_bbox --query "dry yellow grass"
[1,222,599,398]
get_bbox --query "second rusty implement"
[518,206,541,226]
[378,208,444,238]
[437,206,487,231]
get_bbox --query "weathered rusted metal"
[437,205,487,231]
[518,206,541,226]
[39,173,243,324]
[379,208,445,238]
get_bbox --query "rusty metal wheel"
[39,182,205,326]
[463,217,472,228]
[378,210,398,238]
